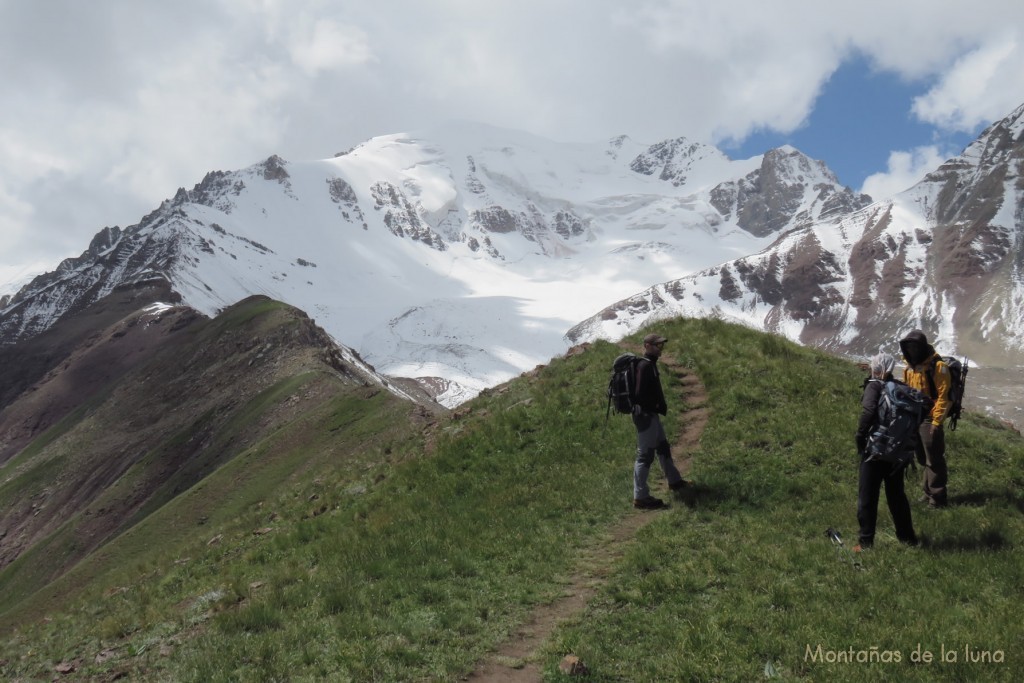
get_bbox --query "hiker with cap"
[899,330,952,509]
[854,352,918,549]
[631,333,689,509]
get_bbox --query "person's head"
[869,352,896,379]
[643,333,667,358]
[899,329,934,366]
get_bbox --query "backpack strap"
[924,357,939,400]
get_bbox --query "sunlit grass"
[1,317,1021,682]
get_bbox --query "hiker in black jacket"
[632,333,689,509]
[854,352,918,550]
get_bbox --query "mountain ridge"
[571,102,1024,370]
[0,123,873,405]
[0,294,439,616]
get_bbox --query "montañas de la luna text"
[805,644,1005,665]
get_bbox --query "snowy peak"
[628,136,732,186]
[955,101,1024,172]
[709,146,873,237]
[573,102,1024,369]
[5,111,1018,407]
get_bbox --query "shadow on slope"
[0,294,440,623]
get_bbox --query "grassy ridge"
[1,317,1021,681]
[548,319,1024,682]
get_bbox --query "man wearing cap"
[631,333,689,509]
[899,329,952,509]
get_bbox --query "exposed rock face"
[777,233,846,321]
[553,210,586,239]
[261,154,291,182]
[629,137,728,186]
[370,181,448,249]
[187,170,247,213]
[327,177,368,228]
[570,103,1024,367]
[473,205,518,234]
[710,147,872,237]
[0,226,181,344]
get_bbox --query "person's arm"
[930,361,952,427]
[855,381,881,455]
[633,359,659,413]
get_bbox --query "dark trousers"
[916,422,947,505]
[857,459,917,547]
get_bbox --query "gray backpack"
[866,379,933,466]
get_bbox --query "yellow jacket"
[903,354,952,426]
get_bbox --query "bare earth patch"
[466,353,708,681]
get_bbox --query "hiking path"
[465,352,709,681]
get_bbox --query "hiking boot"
[633,496,666,510]
[669,479,692,491]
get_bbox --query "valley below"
[968,365,1024,430]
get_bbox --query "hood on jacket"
[899,329,936,367]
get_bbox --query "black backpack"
[925,356,969,431]
[606,353,642,418]
[866,379,933,466]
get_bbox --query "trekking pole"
[825,527,863,570]
[602,395,612,436]
[950,358,968,431]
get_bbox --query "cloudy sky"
[3,0,1024,288]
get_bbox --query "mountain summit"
[6,104,1024,403]
[572,103,1024,368]
[0,123,869,404]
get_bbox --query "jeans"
[632,412,683,500]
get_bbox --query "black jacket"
[634,355,667,415]
[855,375,890,455]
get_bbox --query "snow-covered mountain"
[571,103,1024,369]
[0,122,870,405]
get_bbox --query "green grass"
[1,316,1021,682]
[545,319,1024,682]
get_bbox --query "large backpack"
[606,353,642,418]
[866,379,933,467]
[925,356,969,431]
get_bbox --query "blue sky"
[729,55,982,192]
[2,1,1024,286]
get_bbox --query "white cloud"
[860,146,950,199]
[2,0,1024,283]
[288,19,375,74]
[912,33,1024,132]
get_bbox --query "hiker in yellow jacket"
[899,330,952,508]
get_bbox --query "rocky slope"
[0,293,438,610]
[570,103,1024,369]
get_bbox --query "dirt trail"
[465,354,709,682]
